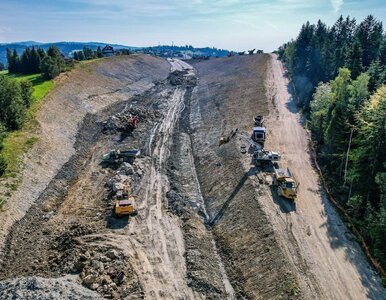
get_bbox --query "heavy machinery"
[103,149,140,164]
[273,167,298,200]
[113,182,137,217]
[114,197,137,217]
[251,127,266,145]
[248,49,256,55]
[128,115,139,129]
[253,149,281,166]
[238,51,246,55]
[219,128,238,146]
[253,115,264,127]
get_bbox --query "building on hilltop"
[102,45,114,57]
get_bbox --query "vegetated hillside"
[278,15,386,280]
[0,41,134,65]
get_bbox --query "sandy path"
[121,60,202,299]
[263,54,385,299]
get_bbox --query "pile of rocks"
[0,276,103,300]
[104,106,159,133]
[105,161,143,196]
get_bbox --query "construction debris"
[104,106,158,133]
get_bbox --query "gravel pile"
[0,276,103,300]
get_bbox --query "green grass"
[1,73,54,176]
[8,73,54,104]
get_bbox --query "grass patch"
[1,73,54,176]
[8,73,54,104]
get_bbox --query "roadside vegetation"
[278,15,386,279]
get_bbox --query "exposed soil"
[190,54,301,299]
[258,55,385,300]
[0,53,384,300]
[0,55,170,248]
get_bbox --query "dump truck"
[113,182,137,217]
[103,149,140,164]
[273,167,298,200]
[254,149,281,166]
[251,127,266,145]
[114,197,137,217]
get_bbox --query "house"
[102,45,114,57]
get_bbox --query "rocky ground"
[0,54,384,299]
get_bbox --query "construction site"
[0,53,385,299]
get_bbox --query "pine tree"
[6,48,13,72]
[347,39,363,79]
[96,46,102,58]
[12,49,20,73]
[355,15,383,68]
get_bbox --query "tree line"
[0,75,33,174]
[278,15,386,278]
[7,46,68,79]
[73,46,103,61]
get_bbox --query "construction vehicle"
[128,115,139,129]
[113,182,137,217]
[238,51,246,55]
[253,149,281,166]
[273,167,298,200]
[251,127,266,145]
[219,128,238,146]
[103,149,140,164]
[248,49,255,55]
[114,197,137,217]
[253,115,264,127]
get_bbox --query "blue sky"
[0,0,385,51]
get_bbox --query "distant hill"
[0,41,135,66]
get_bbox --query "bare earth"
[262,54,385,300]
[0,53,384,299]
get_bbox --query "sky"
[0,0,385,52]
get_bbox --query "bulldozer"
[219,128,238,146]
[273,167,299,200]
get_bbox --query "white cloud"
[330,0,343,13]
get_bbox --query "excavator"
[248,49,255,55]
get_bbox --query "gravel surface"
[0,276,103,300]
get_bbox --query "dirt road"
[262,54,385,299]
[121,59,202,299]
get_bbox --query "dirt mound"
[0,276,103,300]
